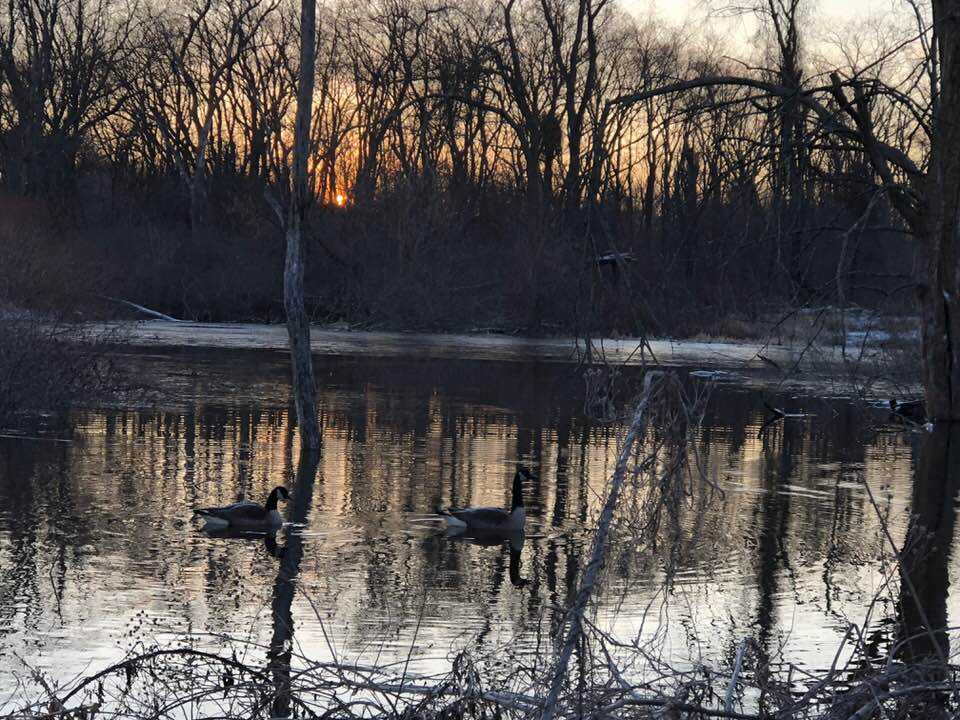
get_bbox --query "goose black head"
[266,486,290,511]
[516,464,537,480]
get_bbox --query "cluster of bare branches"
[8,616,958,719]
[1,0,930,210]
[0,308,125,425]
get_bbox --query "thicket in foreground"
[0,310,120,427]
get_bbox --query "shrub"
[0,309,118,426]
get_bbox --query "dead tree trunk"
[268,447,321,716]
[918,0,960,422]
[283,0,321,450]
[895,424,960,666]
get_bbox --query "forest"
[0,0,926,336]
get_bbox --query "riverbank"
[97,316,920,399]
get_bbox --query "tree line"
[0,0,935,338]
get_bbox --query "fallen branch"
[540,371,661,720]
[725,638,749,713]
[600,695,764,719]
[97,296,185,322]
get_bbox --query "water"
[0,337,934,702]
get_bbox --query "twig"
[725,638,749,713]
[862,478,948,667]
[600,695,765,719]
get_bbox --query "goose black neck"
[511,471,524,510]
[266,488,282,511]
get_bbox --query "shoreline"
[99,319,819,366]
[92,319,921,400]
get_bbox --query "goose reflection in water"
[263,531,286,560]
[446,527,528,588]
[196,527,289,563]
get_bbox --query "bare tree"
[278,0,320,450]
[0,0,134,195]
[228,4,297,184]
[603,1,957,419]
[127,0,276,238]
[540,0,611,213]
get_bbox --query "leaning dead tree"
[540,372,659,720]
[542,371,715,720]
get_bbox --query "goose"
[440,465,535,532]
[195,486,290,531]
[889,398,926,423]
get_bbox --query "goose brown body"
[195,486,290,531]
[441,466,534,532]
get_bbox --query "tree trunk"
[895,424,960,666]
[919,0,960,422]
[189,175,208,239]
[524,140,543,212]
[564,118,582,215]
[917,242,960,422]
[284,0,321,450]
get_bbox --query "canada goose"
[889,398,926,423]
[195,486,290,531]
[440,465,535,531]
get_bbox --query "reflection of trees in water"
[0,361,924,685]
[895,425,960,667]
[748,402,878,673]
[268,448,321,718]
[753,421,796,700]
[0,440,44,630]
[823,426,960,717]
[0,437,91,633]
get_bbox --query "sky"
[620,0,920,70]
[622,0,912,45]
[631,0,902,26]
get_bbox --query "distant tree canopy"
[0,0,929,215]
[0,0,935,339]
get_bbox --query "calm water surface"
[0,339,936,700]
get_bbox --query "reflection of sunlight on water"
[0,348,923,700]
